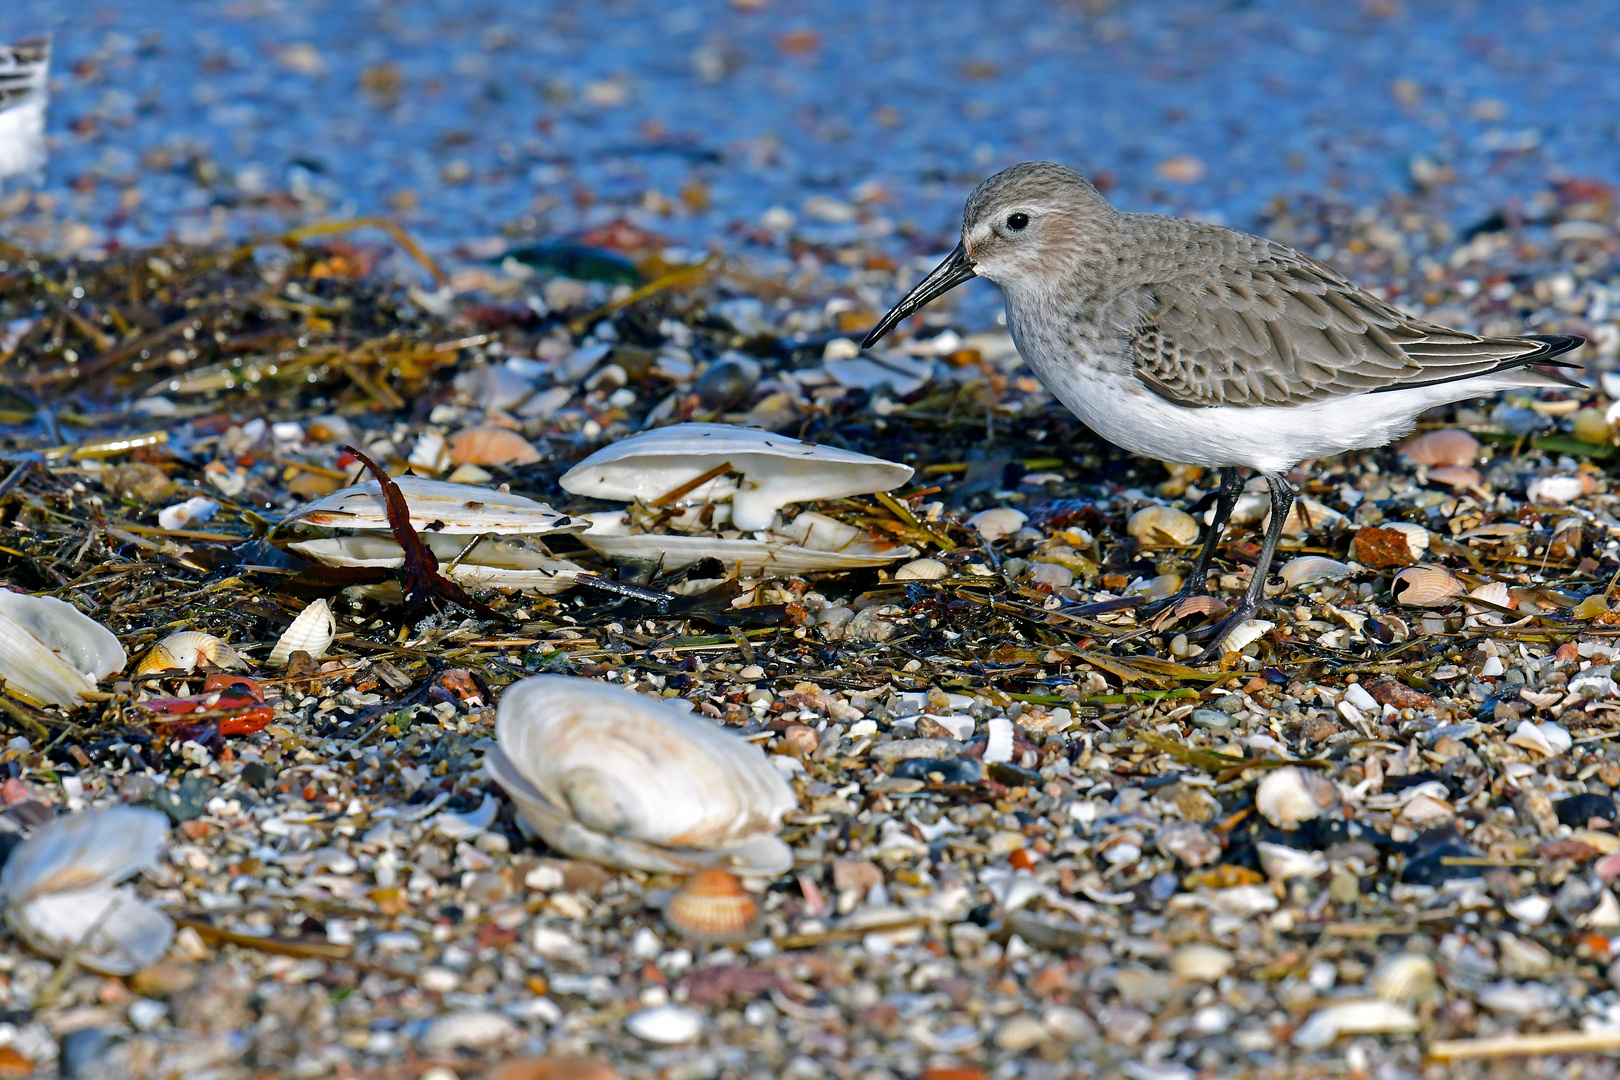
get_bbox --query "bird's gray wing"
[1130,241,1572,408]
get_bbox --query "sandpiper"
[0,37,50,183]
[865,161,1584,660]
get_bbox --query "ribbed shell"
[664,867,760,943]
[269,599,336,666]
[134,631,247,676]
[1390,565,1465,606]
[488,676,796,874]
[0,592,126,707]
[559,423,913,532]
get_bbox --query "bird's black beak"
[862,242,976,349]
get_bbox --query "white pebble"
[984,716,1014,763]
[626,1003,704,1044]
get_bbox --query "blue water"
[3,0,1619,253]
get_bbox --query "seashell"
[0,806,174,976]
[967,507,1028,541]
[291,532,586,595]
[1127,505,1199,546]
[488,1057,622,1080]
[1573,406,1612,445]
[0,592,126,707]
[1400,429,1480,467]
[305,415,355,444]
[421,1009,518,1053]
[1427,465,1481,489]
[1506,719,1572,758]
[1383,521,1430,555]
[1270,496,1343,535]
[282,475,580,537]
[486,676,797,874]
[1255,766,1339,830]
[559,423,913,533]
[625,1004,703,1045]
[1255,841,1327,881]
[1505,894,1553,924]
[449,425,541,467]
[822,352,934,395]
[983,716,1014,764]
[1397,791,1454,825]
[1169,943,1233,982]
[1367,952,1432,1003]
[664,867,760,943]
[578,509,913,574]
[1279,556,1352,589]
[1390,564,1464,607]
[268,599,336,667]
[1527,474,1586,505]
[1220,618,1273,654]
[1291,1000,1419,1049]
[156,496,219,532]
[134,631,247,676]
[894,558,948,581]
[408,431,450,473]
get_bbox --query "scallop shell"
[449,425,541,466]
[1400,429,1480,467]
[1255,766,1339,830]
[0,592,126,707]
[1126,505,1200,546]
[1390,565,1464,607]
[664,867,760,943]
[1383,522,1430,555]
[486,676,797,874]
[0,806,174,976]
[268,599,336,667]
[281,475,580,536]
[577,510,913,574]
[1369,953,1437,1003]
[134,631,247,676]
[1279,556,1353,589]
[559,423,913,533]
[894,558,949,581]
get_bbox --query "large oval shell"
[449,425,542,466]
[0,592,126,707]
[281,475,580,536]
[664,867,760,943]
[1400,429,1480,467]
[1390,565,1465,607]
[134,631,247,676]
[1126,505,1199,546]
[559,423,914,532]
[487,676,796,874]
[0,806,174,976]
[269,599,336,666]
[1279,556,1353,589]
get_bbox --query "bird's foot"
[1185,600,1265,665]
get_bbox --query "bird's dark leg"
[1142,466,1245,618]
[1189,472,1295,663]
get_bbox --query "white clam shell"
[289,532,586,594]
[578,510,913,574]
[0,807,173,976]
[269,599,337,666]
[559,423,913,533]
[282,475,581,536]
[0,592,126,707]
[1255,766,1339,830]
[1255,841,1327,881]
[156,495,219,532]
[134,631,246,676]
[487,676,796,874]
[1279,556,1353,589]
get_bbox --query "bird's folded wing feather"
[1130,240,1558,408]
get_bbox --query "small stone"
[419,966,462,993]
[130,960,199,998]
[1329,871,1361,905]
[994,1014,1047,1052]
[1190,708,1233,730]
[1029,561,1073,589]
[422,1010,518,1053]
[1169,944,1233,982]
[626,1004,703,1044]
[1041,1004,1098,1042]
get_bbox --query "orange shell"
[665,867,759,943]
[449,425,542,466]
[1400,429,1480,468]
[488,1057,622,1080]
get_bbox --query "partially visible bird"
[0,37,50,183]
[865,161,1584,660]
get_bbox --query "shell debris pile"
[2,148,1620,1080]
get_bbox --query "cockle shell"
[664,867,760,943]
[0,592,126,707]
[486,676,797,874]
[134,631,247,676]
[449,425,542,466]
[1383,521,1430,556]
[1126,505,1199,546]
[1255,766,1339,830]
[268,599,336,667]
[1220,618,1273,654]
[1369,953,1438,1004]
[0,806,174,976]
[1279,556,1353,589]
[577,509,914,574]
[559,423,914,533]
[1390,565,1464,606]
[1400,429,1480,467]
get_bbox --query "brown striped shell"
[1390,565,1465,607]
[664,867,760,943]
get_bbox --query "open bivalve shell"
[0,592,126,707]
[278,476,588,594]
[561,423,914,532]
[559,423,916,571]
[486,676,796,874]
[0,806,173,975]
[134,631,247,676]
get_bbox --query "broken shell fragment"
[268,599,337,667]
[0,806,174,976]
[1126,505,1199,546]
[558,422,913,533]
[156,495,219,532]
[1400,429,1479,467]
[0,592,126,707]
[1390,565,1464,607]
[664,867,760,943]
[1255,766,1339,830]
[1279,556,1353,589]
[134,631,247,676]
[487,676,797,874]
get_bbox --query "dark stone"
[986,761,1041,787]
[59,1026,112,1078]
[1556,792,1617,828]
[1401,841,1482,886]
[139,773,215,824]
[240,761,270,791]
[892,757,982,784]
[0,831,21,874]
[695,358,758,410]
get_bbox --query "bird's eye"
[1006,212,1029,231]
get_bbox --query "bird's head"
[864,161,1118,348]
